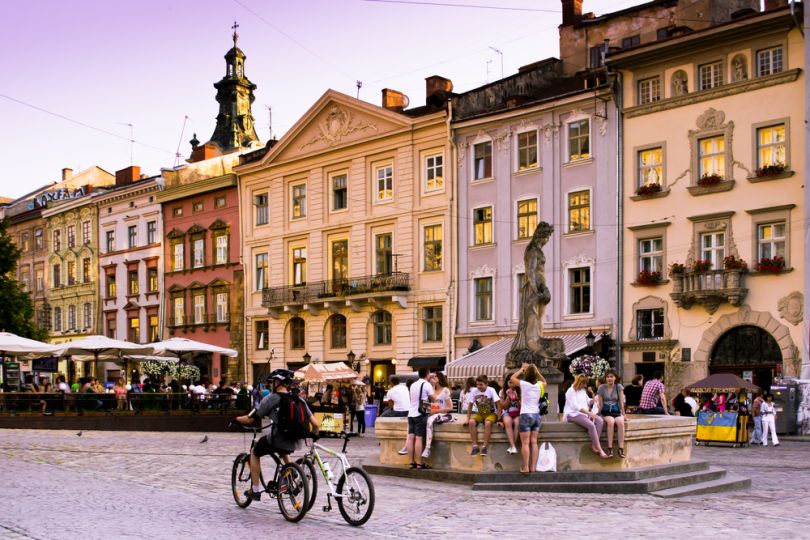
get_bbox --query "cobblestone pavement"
[0,428,808,539]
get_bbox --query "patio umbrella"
[56,335,154,379]
[0,332,62,360]
[684,373,760,393]
[147,337,237,360]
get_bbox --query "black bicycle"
[230,422,311,522]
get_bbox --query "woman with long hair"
[564,374,609,459]
[595,370,627,458]
[510,363,547,473]
[422,372,454,459]
[498,375,521,455]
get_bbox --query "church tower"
[207,22,260,152]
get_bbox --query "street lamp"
[586,329,595,354]
[347,350,358,372]
[303,351,311,364]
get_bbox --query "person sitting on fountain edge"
[466,374,500,456]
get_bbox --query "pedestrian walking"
[353,386,367,434]
[596,370,626,458]
[760,394,779,446]
[564,374,609,459]
[750,392,764,445]
[510,363,546,474]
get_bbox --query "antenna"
[489,46,504,79]
[118,122,134,165]
[174,115,190,167]
[356,80,363,99]
[266,106,272,139]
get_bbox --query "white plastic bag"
[536,442,557,472]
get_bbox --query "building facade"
[237,83,453,385]
[609,2,805,391]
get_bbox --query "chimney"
[763,0,788,10]
[115,165,141,186]
[426,75,453,101]
[61,168,73,181]
[381,88,409,112]
[561,0,583,26]
[189,141,222,163]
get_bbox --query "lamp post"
[302,351,311,365]
[347,350,358,372]
[586,328,596,354]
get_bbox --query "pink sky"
[0,0,646,199]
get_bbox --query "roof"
[574,0,677,28]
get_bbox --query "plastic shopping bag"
[536,442,557,472]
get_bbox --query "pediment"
[257,90,413,165]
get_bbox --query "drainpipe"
[236,170,248,382]
[446,99,458,367]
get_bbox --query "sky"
[0,0,648,199]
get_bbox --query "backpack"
[276,392,310,440]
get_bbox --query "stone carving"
[457,141,468,165]
[695,108,725,130]
[495,130,511,152]
[731,55,748,82]
[299,105,378,151]
[597,116,607,136]
[469,264,496,280]
[777,291,803,326]
[671,70,688,97]
[540,122,559,142]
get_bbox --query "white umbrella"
[0,332,62,359]
[124,354,179,363]
[147,337,237,359]
[57,335,154,378]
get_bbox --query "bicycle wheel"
[231,453,253,508]
[296,457,318,512]
[336,466,375,526]
[276,462,310,523]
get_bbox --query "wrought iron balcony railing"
[262,272,410,308]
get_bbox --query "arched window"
[330,314,347,349]
[289,317,305,349]
[372,310,392,346]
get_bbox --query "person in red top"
[638,371,669,415]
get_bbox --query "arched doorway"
[709,325,781,391]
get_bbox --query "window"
[622,35,640,48]
[757,222,785,260]
[422,306,442,342]
[67,305,76,331]
[172,242,184,271]
[291,184,306,218]
[425,154,444,191]
[105,230,114,252]
[215,196,227,208]
[128,225,137,248]
[193,202,203,213]
[638,147,664,187]
[20,271,29,291]
[473,207,493,245]
[106,273,116,298]
[330,315,347,349]
[147,221,157,244]
[639,238,663,273]
[53,307,62,332]
[148,268,158,292]
[290,317,305,349]
[567,119,590,161]
[375,165,393,202]
[67,261,76,285]
[20,232,30,252]
[193,293,205,324]
[756,124,786,169]
[516,199,537,240]
[569,267,591,314]
[373,310,392,346]
[149,315,159,342]
[34,228,43,250]
[637,309,664,340]
[216,292,228,323]
[192,238,204,268]
[292,247,307,285]
[638,77,661,104]
[255,320,269,350]
[423,225,442,271]
[517,131,538,171]
[173,297,185,326]
[53,230,62,252]
[474,277,493,321]
[332,173,348,210]
[128,269,139,296]
[757,47,783,77]
[172,207,183,217]
[331,240,348,282]
[255,253,268,291]
[700,232,725,269]
[656,27,671,40]
[698,136,724,178]
[82,258,91,283]
[699,61,723,90]
[53,264,61,288]
[107,317,116,339]
[35,269,44,291]
[81,221,91,245]
[254,194,268,225]
[67,226,75,249]
[589,44,605,68]
[375,233,392,275]
[82,303,91,330]
[473,141,492,180]
[215,235,228,265]
[567,190,591,233]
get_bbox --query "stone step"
[649,474,752,498]
[475,460,710,484]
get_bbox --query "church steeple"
[207,21,260,152]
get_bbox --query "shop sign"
[33,187,86,208]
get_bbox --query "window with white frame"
[637,308,664,340]
[292,247,307,285]
[757,46,783,77]
[193,293,205,324]
[698,136,725,178]
[423,225,442,271]
[756,124,786,169]
[699,61,723,90]
[291,183,306,219]
[567,119,590,161]
[332,173,348,210]
[254,193,268,225]
[638,76,661,104]
[216,292,228,322]
[757,222,785,260]
[425,154,444,192]
[255,320,269,350]
[516,198,537,240]
[567,190,591,233]
[472,206,493,245]
[172,242,184,271]
[700,232,725,269]
[375,165,393,202]
[569,267,591,314]
[192,238,205,268]
[638,147,664,187]
[173,297,185,326]
[422,306,442,342]
[255,253,268,291]
[474,277,493,321]
[517,131,538,170]
[215,234,228,265]
[639,237,663,273]
[473,141,492,180]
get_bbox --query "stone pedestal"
[541,365,564,417]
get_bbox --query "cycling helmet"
[268,368,295,384]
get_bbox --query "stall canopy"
[407,356,446,369]
[294,362,357,382]
[0,332,62,360]
[685,373,760,393]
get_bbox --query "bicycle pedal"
[322,506,330,512]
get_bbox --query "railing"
[262,272,410,308]
[0,391,251,415]
[670,269,747,314]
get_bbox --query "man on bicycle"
[236,369,320,501]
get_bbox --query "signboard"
[32,357,58,372]
[33,187,86,208]
[314,412,345,433]
[742,370,753,382]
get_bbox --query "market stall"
[294,362,361,435]
[685,373,759,447]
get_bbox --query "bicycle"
[230,422,311,523]
[296,431,375,526]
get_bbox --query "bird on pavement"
[76,431,82,437]
[200,435,208,443]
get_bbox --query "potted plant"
[697,173,723,187]
[668,262,685,276]
[636,269,663,286]
[756,256,785,274]
[755,162,787,177]
[722,255,748,271]
[692,259,712,273]
[636,183,662,196]
[569,354,611,381]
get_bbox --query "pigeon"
[199,435,208,443]
[76,431,82,437]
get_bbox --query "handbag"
[539,394,549,416]
[418,381,432,415]
[601,402,620,415]
[536,442,557,472]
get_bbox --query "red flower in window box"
[692,259,712,273]
[636,183,662,196]
[697,173,723,187]
[636,269,662,286]
[722,255,748,271]
[756,256,785,274]
[755,163,787,177]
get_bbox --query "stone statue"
[671,71,688,97]
[732,56,747,82]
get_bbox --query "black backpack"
[276,392,310,440]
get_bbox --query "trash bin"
[364,404,378,428]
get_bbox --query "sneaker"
[397,447,408,455]
[508,446,517,454]
[246,487,261,501]
[421,448,431,459]
[481,446,488,456]
[470,446,480,456]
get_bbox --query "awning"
[407,356,446,369]
[560,333,603,357]
[294,361,358,382]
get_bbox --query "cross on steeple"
[231,20,239,47]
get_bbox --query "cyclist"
[235,369,320,501]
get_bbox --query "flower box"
[756,256,785,274]
[722,255,748,271]
[636,269,663,286]
[692,260,712,273]
[755,163,787,178]
[668,262,685,276]
[697,173,723,187]
[636,183,662,196]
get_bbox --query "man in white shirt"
[403,368,432,468]
[466,374,500,456]
[380,377,409,417]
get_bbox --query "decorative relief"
[695,108,725,130]
[777,291,803,326]
[457,141,468,165]
[562,254,594,269]
[299,105,378,151]
[512,263,525,275]
[597,116,607,137]
[540,122,559,143]
[495,130,511,152]
[731,55,748,82]
[469,264,497,280]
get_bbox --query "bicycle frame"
[307,440,351,500]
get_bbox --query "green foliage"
[0,219,47,340]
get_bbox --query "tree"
[0,218,47,340]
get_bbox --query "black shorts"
[252,435,293,458]
[408,414,428,437]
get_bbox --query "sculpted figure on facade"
[671,70,688,97]
[732,55,748,82]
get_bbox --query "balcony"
[669,269,747,314]
[262,272,411,318]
